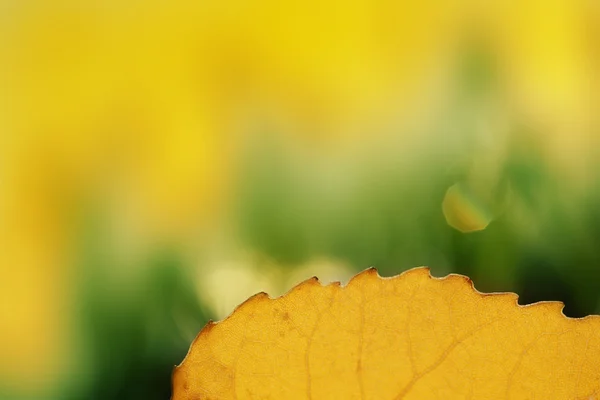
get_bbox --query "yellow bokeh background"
[0,1,598,398]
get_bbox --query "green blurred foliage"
[63,215,212,400]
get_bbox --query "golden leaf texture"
[173,267,600,399]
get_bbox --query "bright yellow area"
[174,268,600,399]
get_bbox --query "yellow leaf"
[173,267,600,399]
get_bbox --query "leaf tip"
[359,266,380,279]
[399,266,431,280]
[347,267,380,286]
[443,272,473,286]
[235,291,270,312]
[301,276,321,287]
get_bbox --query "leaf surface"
[173,267,600,399]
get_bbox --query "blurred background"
[1,1,599,399]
